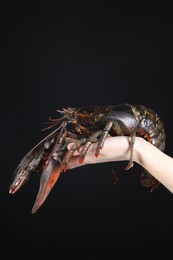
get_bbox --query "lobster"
[9,103,166,214]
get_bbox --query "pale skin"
[67,136,173,194]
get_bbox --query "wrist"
[133,137,149,166]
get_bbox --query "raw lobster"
[9,104,166,213]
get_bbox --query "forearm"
[67,136,173,193]
[134,137,173,193]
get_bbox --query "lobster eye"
[66,119,78,132]
[67,119,77,125]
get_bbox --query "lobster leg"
[95,121,114,157]
[95,120,126,156]
[95,119,127,157]
[79,130,103,163]
[60,138,87,172]
[125,133,136,170]
[95,120,136,170]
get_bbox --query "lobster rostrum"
[9,104,166,213]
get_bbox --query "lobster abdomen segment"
[134,104,166,151]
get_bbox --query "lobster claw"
[31,158,62,214]
[31,136,85,213]
[9,147,45,194]
[31,130,75,213]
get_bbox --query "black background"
[1,1,173,259]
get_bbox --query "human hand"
[67,136,132,169]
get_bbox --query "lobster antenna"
[41,117,64,131]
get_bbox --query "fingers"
[67,143,74,150]
[67,143,80,156]
[67,156,82,169]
